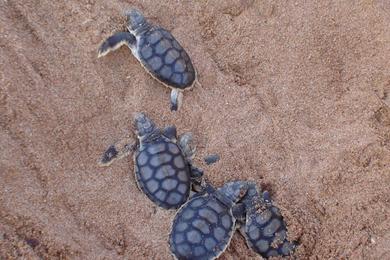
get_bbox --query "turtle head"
[133,112,158,140]
[217,181,248,206]
[125,9,148,33]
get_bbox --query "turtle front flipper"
[98,32,136,58]
[99,137,137,166]
[170,89,183,111]
[178,132,196,160]
[162,125,177,140]
[189,164,204,192]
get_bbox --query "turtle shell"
[169,194,235,260]
[136,27,196,89]
[244,205,296,258]
[134,140,191,209]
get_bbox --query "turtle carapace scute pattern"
[98,9,197,111]
[134,139,191,209]
[169,181,248,260]
[240,182,297,258]
[137,27,196,89]
[99,112,203,210]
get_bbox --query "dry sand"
[1,0,390,259]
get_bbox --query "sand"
[1,0,390,259]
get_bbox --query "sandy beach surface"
[1,0,390,259]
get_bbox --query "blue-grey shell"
[244,205,296,258]
[169,194,235,259]
[134,140,191,209]
[136,27,195,89]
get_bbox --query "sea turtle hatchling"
[235,181,297,258]
[169,181,248,260]
[98,9,197,111]
[99,112,203,209]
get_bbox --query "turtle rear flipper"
[98,32,136,58]
[232,202,246,223]
[170,89,183,111]
[204,154,220,165]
